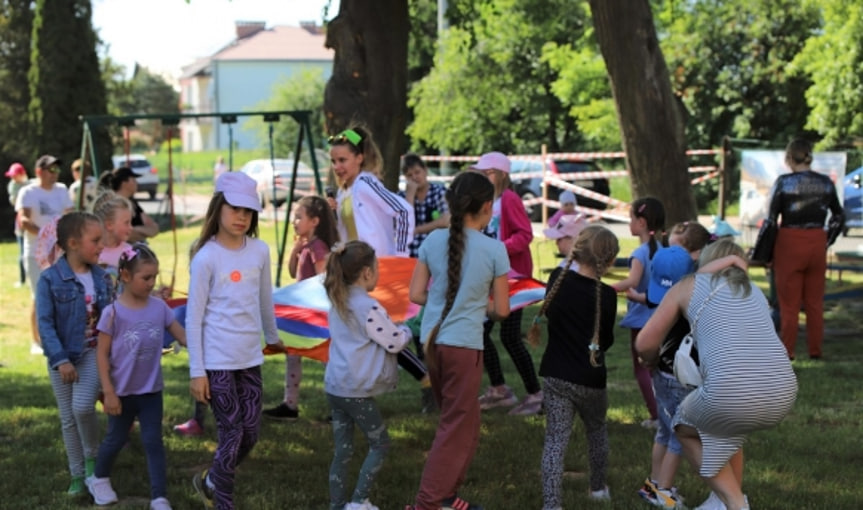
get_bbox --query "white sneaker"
[345,500,379,510]
[694,491,726,510]
[589,486,611,501]
[150,497,172,510]
[85,475,118,505]
[30,343,43,355]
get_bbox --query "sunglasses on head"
[328,129,362,146]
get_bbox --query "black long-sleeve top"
[767,170,844,229]
[539,267,617,389]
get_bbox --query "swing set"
[77,109,324,289]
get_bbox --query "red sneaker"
[173,418,204,437]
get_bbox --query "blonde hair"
[324,241,376,325]
[528,225,619,366]
[699,238,751,298]
[89,190,132,225]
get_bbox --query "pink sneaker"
[173,418,203,437]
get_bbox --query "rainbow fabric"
[167,257,547,362]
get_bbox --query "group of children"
[34,133,730,510]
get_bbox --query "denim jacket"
[36,256,112,369]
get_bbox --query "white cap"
[215,172,262,212]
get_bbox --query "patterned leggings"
[541,377,609,509]
[482,309,541,395]
[326,394,391,510]
[207,366,263,510]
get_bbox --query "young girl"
[471,152,542,416]
[264,195,338,420]
[186,172,285,509]
[87,244,187,509]
[90,190,134,282]
[328,125,414,257]
[528,225,620,508]
[36,211,112,495]
[407,171,511,510]
[323,240,411,510]
[329,126,431,411]
[611,196,665,428]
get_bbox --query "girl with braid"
[528,225,620,508]
[407,171,511,510]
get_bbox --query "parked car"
[239,158,317,208]
[111,154,159,200]
[509,158,610,222]
[843,166,863,234]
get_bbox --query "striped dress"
[674,273,798,477]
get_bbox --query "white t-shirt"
[15,183,73,256]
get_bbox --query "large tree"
[790,0,863,149]
[661,0,819,149]
[323,0,409,190]
[587,0,696,225]
[407,0,589,155]
[29,0,112,175]
[0,0,34,164]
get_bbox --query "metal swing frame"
[78,109,323,287]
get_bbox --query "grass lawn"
[0,218,861,509]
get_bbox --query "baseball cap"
[5,162,26,178]
[647,245,694,304]
[559,190,577,205]
[215,171,262,212]
[470,152,511,173]
[543,213,588,239]
[35,154,62,169]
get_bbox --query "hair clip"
[122,246,137,261]
[637,203,647,213]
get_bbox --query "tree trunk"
[324,0,409,191]
[587,0,696,226]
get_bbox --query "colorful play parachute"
[167,257,547,363]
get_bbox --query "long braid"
[527,247,578,347]
[423,171,492,370]
[589,280,603,366]
[423,211,464,369]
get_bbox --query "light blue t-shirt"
[619,242,654,329]
[419,228,510,350]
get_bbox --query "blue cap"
[648,245,694,304]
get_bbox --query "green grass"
[1,220,862,509]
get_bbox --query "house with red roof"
[179,21,333,152]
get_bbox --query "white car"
[239,158,317,208]
[112,154,159,200]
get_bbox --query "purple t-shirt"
[97,297,175,396]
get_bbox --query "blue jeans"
[95,391,167,499]
[652,371,692,455]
